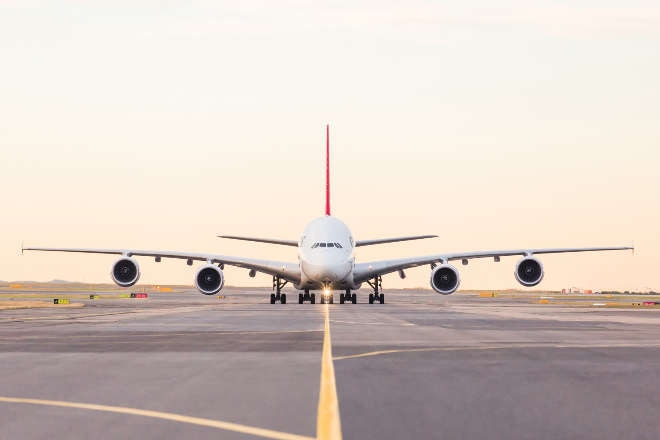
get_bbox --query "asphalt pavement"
[1,287,659,439]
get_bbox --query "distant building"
[562,287,593,294]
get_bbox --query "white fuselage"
[297,216,357,290]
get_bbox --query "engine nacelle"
[430,264,460,295]
[111,257,140,287]
[515,257,544,287]
[195,264,224,295]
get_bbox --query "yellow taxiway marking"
[334,347,453,361]
[0,397,314,440]
[316,305,342,440]
[333,342,660,361]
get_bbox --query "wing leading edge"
[353,246,633,283]
[218,235,298,247]
[355,235,438,247]
[22,246,301,284]
[217,234,438,247]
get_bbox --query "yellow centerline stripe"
[0,397,314,440]
[316,305,343,440]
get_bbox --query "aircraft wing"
[218,235,298,246]
[218,234,439,247]
[353,246,633,283]
[22,246,301,284]
[355,235,437,247]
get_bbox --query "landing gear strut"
[367,275,384,304]
[340,289,357,304]
[270,276,288,304]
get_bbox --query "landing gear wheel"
[311,293,316,304]
[368,293,374,304]
[270,293,276,304]
[339,294,345,304]
[299,293,304,304]
[379,293,384,304]
[281,293,286,304]
[343,290,353,305]
[352,293,357,304]
[329,295,334,304]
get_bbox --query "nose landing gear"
[320,288,334,304]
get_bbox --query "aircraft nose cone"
[303,258,352,283]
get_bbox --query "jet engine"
[111,257,140,287]
[195,264,224,295]
[430,264,460,295]
[515,257,544,287]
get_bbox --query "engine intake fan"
[111,257,140,287]
[195,264,224,295]
[430,264,460,295]
[515,257,544,287]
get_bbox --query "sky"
[1,1,658,292]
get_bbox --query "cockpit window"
[311,242,343,249]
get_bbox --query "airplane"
[23,125,633,304]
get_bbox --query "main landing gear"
[298,289,316,304]
[339,289,357,304]
[367,275,384,304]
[270,276,288,304]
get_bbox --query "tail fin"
[325,124,331,216]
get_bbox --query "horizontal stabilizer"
[356,235,437,247]
[218,235,298,247]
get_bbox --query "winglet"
[325,124,331,216]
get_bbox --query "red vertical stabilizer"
[325,124,331,216]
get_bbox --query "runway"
[1,287,659,439]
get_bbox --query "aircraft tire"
[368,294,374,304]
[281,293,286,304]
[339,294,344,304]
[379,294,384,304]
[299,293,304,304]
[311,293,316,304]
[270,294,276,304]
[352,293,357,304]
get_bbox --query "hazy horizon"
[2,1,658,292]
